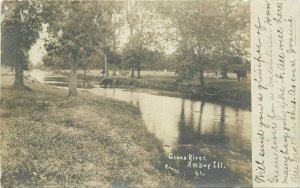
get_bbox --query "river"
[26,69,252,186]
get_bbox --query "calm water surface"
[27,70,252,186]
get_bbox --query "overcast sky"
[28,22,175,66]
[28,22,132,66]
[28,24,48,65]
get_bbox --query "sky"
[28,24,48,65]
[27,1,177,66]
[28,23,132,66]
[28,21,175,66]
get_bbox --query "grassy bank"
[0,69,190,187]
[54,70,251,108]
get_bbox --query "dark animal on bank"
[100,79,113,88]
[233,69,247,82]
[100,69,105,76]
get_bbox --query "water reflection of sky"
[87,87,251,153]
[87,87,252,185]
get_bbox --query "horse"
[233,69,247,82]
[100,78,113,88]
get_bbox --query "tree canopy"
[44,1,117,96]
[1,1,44,88]
[1,0,250,94]
[158,0,250,87]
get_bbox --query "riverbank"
[0,69,191,187]
[54,70,251,108]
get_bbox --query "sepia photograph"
[1,0,251,187]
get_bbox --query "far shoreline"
[48,69,252,109]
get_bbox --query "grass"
[0,69,191,187]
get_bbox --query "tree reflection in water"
[27,71,252,186]
[160,100,251,186]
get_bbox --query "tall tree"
[162,0,220,88]
[1,1,44,88]
[126,0,138,78]
[216,0,250,78]
[46,1,114,96]
[110,3,124,76]
[124,0,162,78]
[122,33,160,78]
[159,0,249,87]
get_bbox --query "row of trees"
[1,0,250,96]
[160,0,250,87]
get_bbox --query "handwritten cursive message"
[251,0,299,187]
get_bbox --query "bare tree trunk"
[83,64,87,81]
[199,69,205,88]
[13,62,24,88]
[51,55,56,70]
[129,21,135,78]
[54,58,57,70]
[104,54,109,77]
[137,62,141,79]
[69,51,77,97]
[112,14,117,77]
[221,67,228,79]
[131,67,135,78]
[83,64,87,88]
[112,65,117,76]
